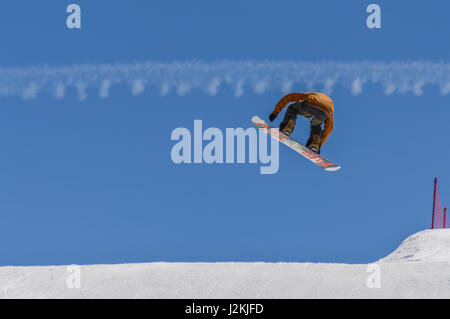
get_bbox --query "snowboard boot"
[280,118,296,136]
[307,134,322,153]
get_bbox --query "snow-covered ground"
[1,229,449,298]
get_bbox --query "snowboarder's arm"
[321,114,334,146]
[272,93,309,115]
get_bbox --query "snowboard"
[251,115,341,171]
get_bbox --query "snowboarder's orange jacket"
[272,92,334,146]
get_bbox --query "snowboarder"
[269,92,334,154]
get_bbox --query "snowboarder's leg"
[306,119,323,154]
[294,102,328,153]
[280,101,328,153]
[279,104,298,136]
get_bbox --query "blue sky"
[0,0,449,266]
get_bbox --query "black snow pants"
[280,100,329,144]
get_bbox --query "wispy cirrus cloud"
[0,61,449,100]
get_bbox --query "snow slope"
[1,229,449,299]
[379,229,450,263]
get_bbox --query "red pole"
[431,177,437,229]
[444,208,447,229]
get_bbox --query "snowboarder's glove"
[269,112,278,122]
